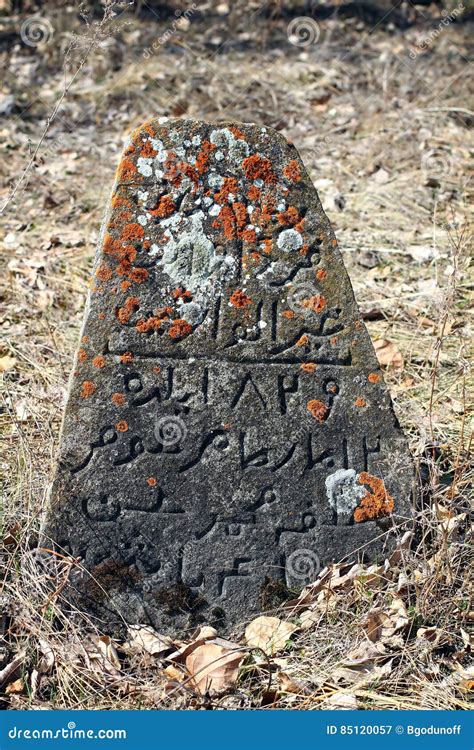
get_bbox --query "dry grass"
[0,3,472,709]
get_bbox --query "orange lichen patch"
[307,399,329,422]
[368,372,380,384]
[103,233,122,256]
[295,218,305,233]
[98,312,106,320]
[283,159,301,183]
[302,295,326,314]
[140,140,157,158]
[163,152,183,188]
[331,336,338,346]
[214,202,248,240]
[92,355,106,369]
[355,397,366,408]
[299,244,310,257]
[120,280,132,292]
[242,154,276,184]
[262,238,273,255]
[144,123,156,138]
[128,267,149,283]
[81,335,89,344]
[111,195,131,210]
[327,383,338,395]
[252,201,274,229]
[331,238,337,247]
[214,177,238,204]
[117,296,140,325]
[171,287,193,302]
[115,210,133,225]
[147,477,157,487]
[153,366,161,374]
[354,472,394,523]
[316,268,327,281]
[282,309,296,319]
[229,126,246,140]
[96,264,113,282]
[117,158,138,181]
[233,202,247,230]
[300,363,317,373]
[121,223,145,243]
[230,289,252,308]
[149,194,176,218]
[115,247,138,277]
[169,319,193,340]
[242,228,257,244]
[214,205,237,240]
[277,206,300,226]
[136,316,163,333]
[116,420,129,433]
[195,140,216,175]
[111,392,125,406]
[77,348,87,362]
[120,352,134,364]
[296,335,309,347]
[247,185,261,201]
[80,381,96,399]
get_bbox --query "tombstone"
[43,118,413,636]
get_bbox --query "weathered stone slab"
[43,118,413,636]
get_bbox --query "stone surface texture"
[44,118,413,636]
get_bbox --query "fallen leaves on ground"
[185,641,246,696]
[245,616,298,656]
[0,355,16,372]
[373,339,404,369]
[126,625,174,657]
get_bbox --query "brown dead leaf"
[5,677,25,695]
[83,635,121,676]
[334,642,393,686]
[164,664,185,681]
[0,355,17,373]
[365,598,409,643]
[416,626,450,647]
[373,339,404,369]
[299,609,323,630]
[0,652,25,687]
[191,626,218,640]
[277,671,309,695]
[245,616,298,656]
[366,608,386,642]
[127,625,174,656]
[185,642,246,696]
[37,639,55,673]
[322,692,358,709]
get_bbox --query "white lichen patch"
[137,157,153,177]
[149,138,168,163]
[325,469,366,518]
[159,210,234,296]
[208,174,224,189]
[210,127,249,164]
[277,228,303,252]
